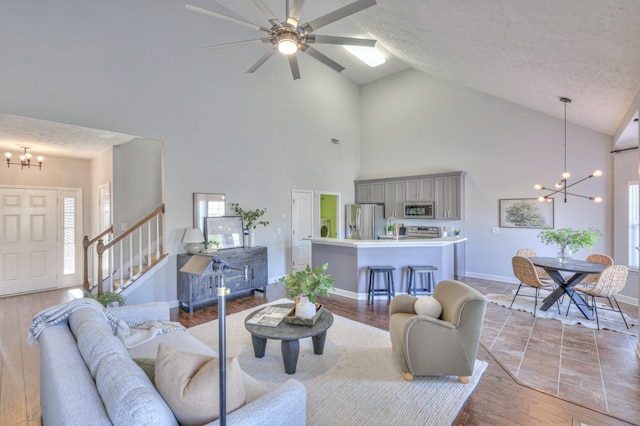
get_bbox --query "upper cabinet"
[355,181,385,204]
[404,177,434,202]
[355,171,465,220]
[434,174,463,220]
[384,180,406,219]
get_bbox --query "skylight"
[344,45,386,67]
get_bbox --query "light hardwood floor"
[1,278,637,425]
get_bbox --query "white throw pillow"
[155,343,246,426]
[414,296,442,318]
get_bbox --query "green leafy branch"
[232,203,269,230]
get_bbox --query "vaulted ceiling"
[1,0,639,158]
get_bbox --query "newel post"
[97,239,106,296]
[82,236,90,292]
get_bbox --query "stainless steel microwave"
[403,202,435,219]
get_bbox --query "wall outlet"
[491,227,499,234]
[282,213,286,220]
[277,227,282,234]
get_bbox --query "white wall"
[360,69,613,282]
[112,137,163,234]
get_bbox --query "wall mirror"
[205,216,244,249]
[193,193,226,233]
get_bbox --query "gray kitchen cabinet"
[384,180,405,219]
[434,173,464,219]
[177,246,268,312]
[405,177,434,202]
[356,181,384,204]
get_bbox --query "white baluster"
[129,234,133,281]
[147,221,152,266]
[119,240,124,290]
[138,228,143,275]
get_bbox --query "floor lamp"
[179,254,249,426]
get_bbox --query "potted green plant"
[84,291,126,307]
[537,226,603,262]
[279,263,336,319]
[232,203,269,247]
[386,225,395,237]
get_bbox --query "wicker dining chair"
[511,256,559,316]
[579,253,614,286]
[569,265,629,330]
[516,248,554,283]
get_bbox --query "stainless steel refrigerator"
[345,204,385,240]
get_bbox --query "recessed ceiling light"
[344,45,385,67]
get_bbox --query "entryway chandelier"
[534,97,602,203]
[4,146,44,170]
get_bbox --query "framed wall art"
[205,216,244,249]
[499,198,554,229]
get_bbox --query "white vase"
[295,295,316,319]
[248,230,255,247]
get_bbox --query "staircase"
[84,204,166,296]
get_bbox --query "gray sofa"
[37,301,306,425]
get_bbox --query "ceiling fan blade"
[288,54,301,80]
[246,46,278,74]
[287,0,305,27]
[203,38,270,50]
[306,35,376,47]
[301,45,345,73]
[301,0,376,33]
[252,0,284,28]
[185,4,269,33]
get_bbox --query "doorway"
[1,188,58,295]
[319,192,341,238]
[291,189,313,274]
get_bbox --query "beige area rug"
[486,288,638,336]
[189,300,487,426]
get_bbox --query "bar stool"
[367,266,396,304]
[407,265,437,296]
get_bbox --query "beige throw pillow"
[155,343,246,426]
[414,296,442,318]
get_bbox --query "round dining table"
[529,256,606,320]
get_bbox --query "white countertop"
[306,236,467,248]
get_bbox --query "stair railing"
[85,204,165,295]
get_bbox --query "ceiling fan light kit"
[186,0,378,80]
[534,97,602,203]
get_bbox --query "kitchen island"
[307,237,466,300]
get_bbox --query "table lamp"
[182,228,205,254]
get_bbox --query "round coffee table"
[244,303,334,374]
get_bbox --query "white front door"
[0,188,58,295]
[291,189,313,274]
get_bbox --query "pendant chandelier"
[5,146,44,170]
[534,97,602,203]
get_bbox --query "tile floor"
[465,277,640,424]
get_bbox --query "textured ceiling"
[1,0,639,158]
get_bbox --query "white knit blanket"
[28,298,185,348]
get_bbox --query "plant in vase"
[537,226,603,263]
[232,203,269,247]
[279,263,336,319]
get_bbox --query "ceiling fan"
[185,0,378,80]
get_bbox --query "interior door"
[291,190,313,274]
[0,188,58,295]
